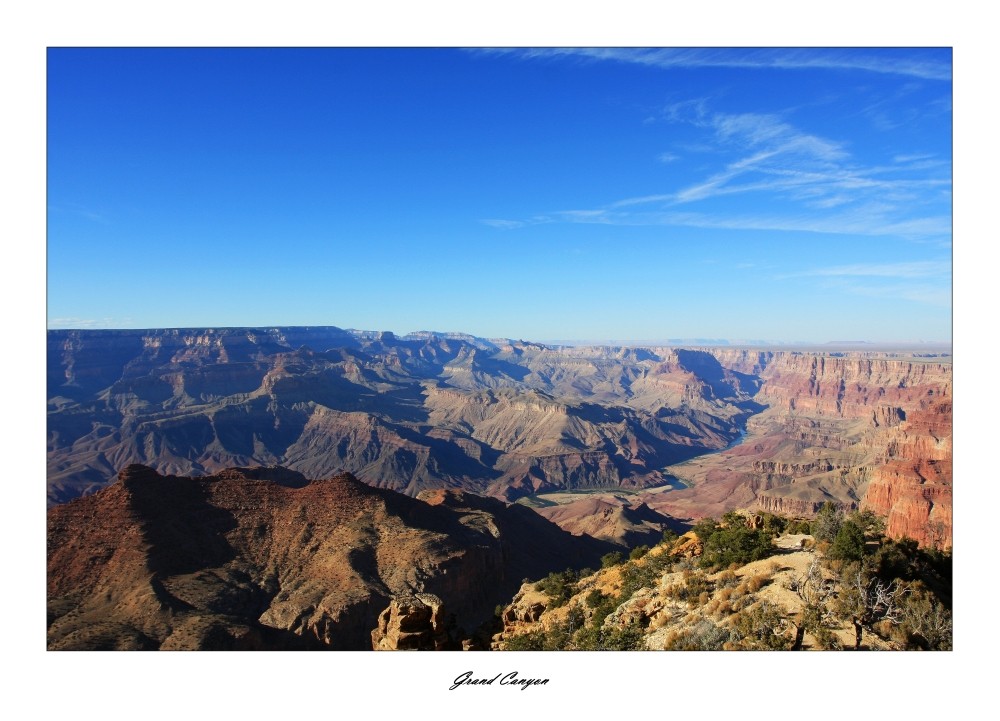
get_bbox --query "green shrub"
[786,519,812,535]
[601,625,645,650]
[699,525,773,570]
[619,561,662,600]
[760,512,788,536]
[692,517,719,541]
[874,537,952,607]
[534,568,579,607]
[504,607,589,651]
[586,593,621,631]
[644,549,673,576]
[505,629,546,650]
[630,545,651,561]
[828,520,866,563]
[850,509,886,537]
[663,570,712,604]
[574,623,644,650]
[601,551,625,569]
[685,572,713,599]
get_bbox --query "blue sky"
[47,47,952,342]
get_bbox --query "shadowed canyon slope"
[47,465,614,650]
[48,328,761,505]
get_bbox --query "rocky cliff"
[649,351,952,547]
[47,464,613,650]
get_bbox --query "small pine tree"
[829,519,866,562]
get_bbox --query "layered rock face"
[859,400,952,546]
[48,328,760,505]
[47,465,614,650]
[48,328,952,548]
[650,351,952,547]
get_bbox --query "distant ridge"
[47,326,763,505]
[46,325,952,547]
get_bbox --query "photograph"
[46,46,954,657]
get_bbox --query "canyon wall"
[647,350,952,547]
[47,328,760,505]
[47,329,952,547]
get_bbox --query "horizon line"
[45,324,953,349]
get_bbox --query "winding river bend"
[517,426,753,509]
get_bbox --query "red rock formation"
[860,401,952,547]
[754,354,951,418]
[47,465,615,650]
[651,352,952,547]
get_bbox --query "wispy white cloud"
[771,261,951,308]
[48,317,98,328]
[605,109,934,212]
[894,153,936,164]
[476,54,950,245]
[48,203,109,224]
[891,286,951,306]
[559,210,610,222]
[610,193,674,209]
[779,260,951,280]
[482,48,952,82]
[669,207,950,240]
[481,219,526,229]
[480,215,553,229]
[48,316,135,329]
[796,276,951,307]
[484,101,950,243]
[661,112,878,207]
[524,201,950,241]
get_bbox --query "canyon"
[647,351,952,547]
[46,327,952,650]
[47,327,760,505]
[48,327,952,548]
